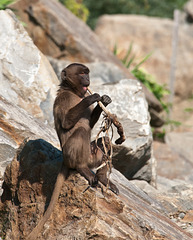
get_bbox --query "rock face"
[95,14,193,100]
[1,139,192,240]
[0,10,59,125]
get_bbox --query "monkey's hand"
[100,95,112,107]
[90,93,101,102]
[84,93,101,104]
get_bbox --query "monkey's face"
[77,69,90,97]
[62,63,90,98]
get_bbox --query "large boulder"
[0,10,59,125]
[95,14,193,100]
[92,79,154,184]
[1,139,192,239]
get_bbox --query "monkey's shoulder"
[54,89,80,107]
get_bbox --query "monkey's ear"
[61,69,66,81]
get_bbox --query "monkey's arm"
[90,95,112,129]
[62,93,101,130]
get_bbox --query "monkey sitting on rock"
[27,63,118,240]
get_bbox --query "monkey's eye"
[79,72,85,76]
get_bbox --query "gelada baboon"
[27,63,118,240]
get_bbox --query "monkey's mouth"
[83,86,87,91]
[82,85,88,92]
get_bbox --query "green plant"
[0,0,15,10]
[152,128,166,142]
[113,42,135,69]
[132,68,170,112]
[59,0,89,22]
[165,120,182,132]
[114,43,170,112]
[188,94,193,100]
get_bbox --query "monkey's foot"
[109,183,119,195]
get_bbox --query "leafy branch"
[114,42,170,112]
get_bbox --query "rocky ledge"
[0,139,192,240]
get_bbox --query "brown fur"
[26,63,118,240]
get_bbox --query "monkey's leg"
[76,166,98,187]
[63,127,98,187]
[96,164,119,195]
[90,138,119,195]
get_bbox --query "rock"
[0,95,59,192]
[1,139,192,240]
[149,108,165,127]
[91,79,155,184]
[165,131,193,183]
[0,9,59,125]
[132,177,193,235]
[153,141,193,181]
[95,14,193,100]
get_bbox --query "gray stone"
[165,132,193,164]
[91,79,155,184]
[153,140,193,184]
[0,9,59,125]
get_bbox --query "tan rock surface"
[95,14,193,100]
[1,139,192,240]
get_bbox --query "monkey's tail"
[26,164,68,240]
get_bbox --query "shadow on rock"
[1,139,63,212]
